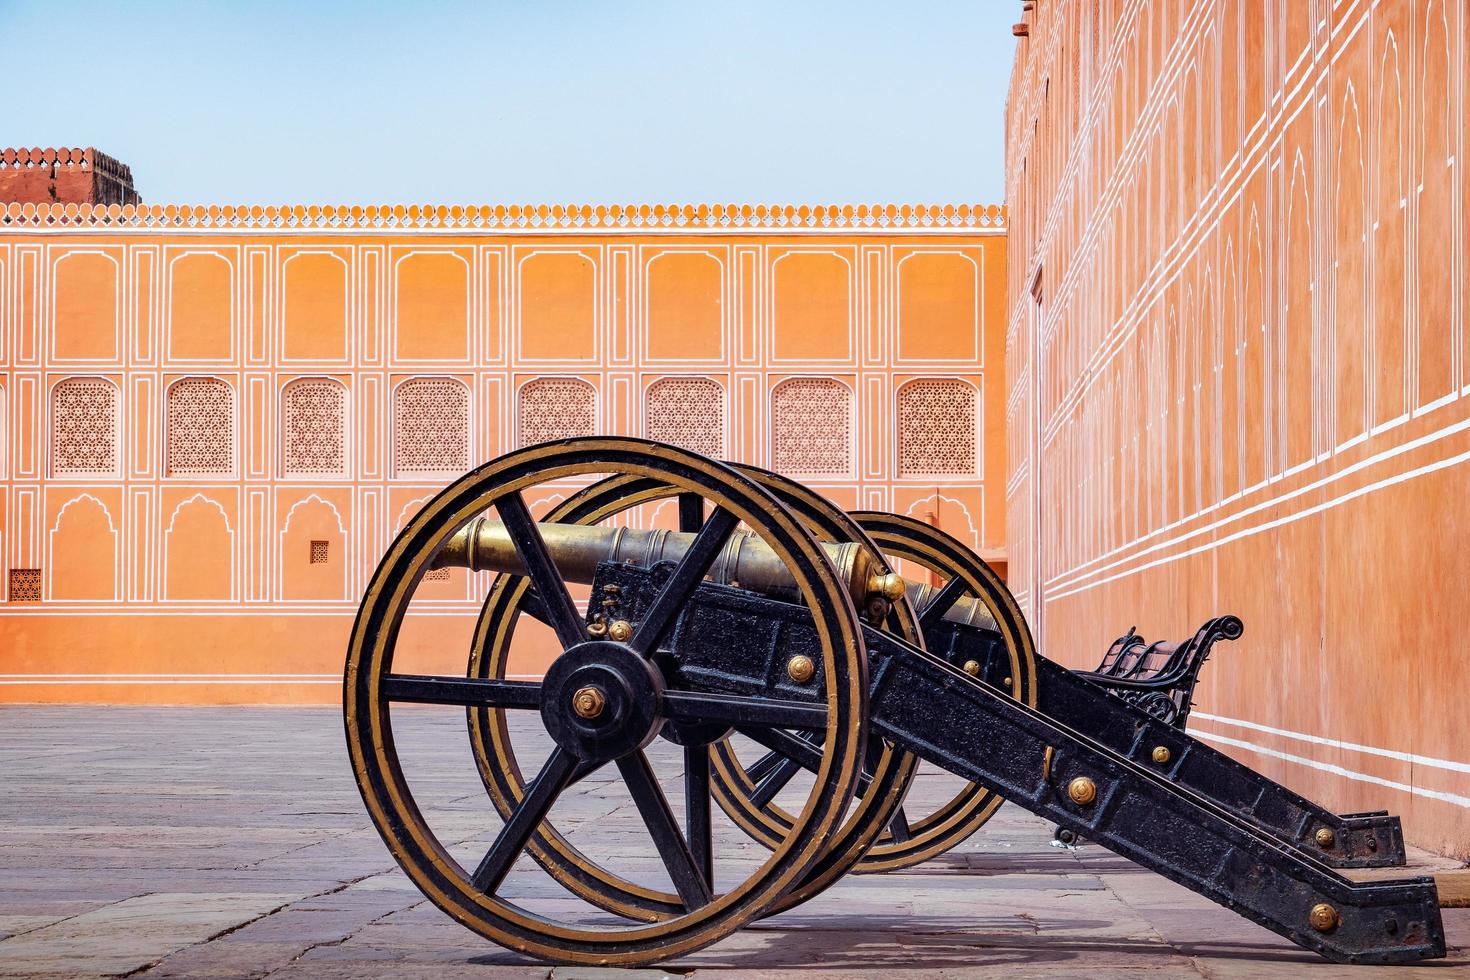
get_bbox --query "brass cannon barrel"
[432,518,997,629]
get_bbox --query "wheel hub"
[540,640,665,762]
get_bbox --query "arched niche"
[164,495,233,601]
[279,495,347,601]
[48,494,117,600]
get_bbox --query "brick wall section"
[0,148,141,206]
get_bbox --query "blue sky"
[1,1,1017,206]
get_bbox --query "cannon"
[345,437,1444,966]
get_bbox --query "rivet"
[1151,745,1171,765]
[572,686,606,720]
[1003,676,1013,687]
[608,620,633,642]
[1068,776,1098,806]
[962,660,982,677]
[1314,827,1336,849]
[787,655,815,684]
[1309,902,1340,933]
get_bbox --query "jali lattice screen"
[644,378,724,458]
[518,378,596,447]
[52,378,119,476]
[283,380,347,476]
[167,378,235,476]
[771,378,851,475]
[394,379,470,474]
[897,380,977,476]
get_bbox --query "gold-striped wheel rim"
[344,438,868,965]
[835,510,1038,872]
[467,466,920,920]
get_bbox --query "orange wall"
[0,203,1008,704]
[1005,0,1467,855]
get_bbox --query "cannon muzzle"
[432,518,996,629]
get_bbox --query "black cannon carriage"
[344,437,1443,967]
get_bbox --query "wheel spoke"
[746,749,783,783]
[684,744,714,889]
[737,726,825,771]
[739,726,872,797]
[382,674,541,708]
[617,751,712,909]
[568,758,604,786]
[678,492,706,532]
[495,492,585,648]
[888,806,913,843]
[470,747,577,893]
[663,690,827,730]
[517,587,550,627]
[751,756,802,807]
[919,575,971,629]
[627,507,739,657]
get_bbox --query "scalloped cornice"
[0,201,1005,231]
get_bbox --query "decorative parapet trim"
[0,201,1006,231]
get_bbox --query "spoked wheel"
[344,438,868,965]
[466,465,922,921]
[818,509,1038,871]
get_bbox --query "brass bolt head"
[1314,827,1336,849]
[1067,776,1098,806]
[571,686,606,720]
[1308,902,1340,933]
[1003,675,1013,687]
[1152,745,1172,765]
[608,620,633,642]
[586,621,608,638]
[962,660,982,677]
[787,655,816,684]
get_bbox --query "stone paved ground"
[1,706,1465,979]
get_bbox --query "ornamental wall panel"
[517,250,596,361]
[394,251,469,361]
[770,250,853,362]
[895,250,980,362]
[1005,0,1467,855]
[0,206,1005,708]
[51,250,120,361]
[166,250,233,362]
[282,250,349,363]
[644,250,723,361]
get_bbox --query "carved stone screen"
[897,380,977,476]
[8,568,41,603]
[166,378,235,476]
[283,380,347,476]
[518,378,596,447]
[644,378,723,457]
[394,379,470,475]
[52,378,118,476]
[771,378,851,475]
